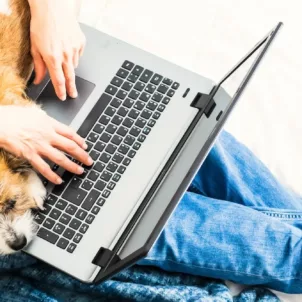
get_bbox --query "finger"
[51,134,93,167]
[32,52,47,85]
[63,59,77,99]
[45,58,66,101]
[79,41,85,57]
[73,49,79,68]
[52,119,87,149]
[29,154,62,184]
[40,146,85,175]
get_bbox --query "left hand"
[28,0,86,101]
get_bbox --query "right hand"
[0,106,93,184]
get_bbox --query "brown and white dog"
[0,0,46,253]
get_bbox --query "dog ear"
[1,150,32,174]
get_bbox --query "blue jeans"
[138,131,302,294]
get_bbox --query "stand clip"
[92,247,121,268]
[191,92,216,118]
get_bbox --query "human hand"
[28,0,86,101]
[0,106,93,184]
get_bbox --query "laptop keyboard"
[34,60,179,253]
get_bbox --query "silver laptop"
[25,22,282,283]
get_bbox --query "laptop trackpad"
[37,76,95,126]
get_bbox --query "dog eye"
[3,199,16,213]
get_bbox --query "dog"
[0,0,46,254]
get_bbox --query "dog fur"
[0,0,46,253]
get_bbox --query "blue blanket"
[0,253,279,301]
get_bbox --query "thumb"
[32,52,47,85]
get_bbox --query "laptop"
[25,22,283,283]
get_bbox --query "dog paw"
[27,172,47,210]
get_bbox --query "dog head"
[0,150,45,254]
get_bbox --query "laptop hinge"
[191,91,216,118]
[92,247,121,268]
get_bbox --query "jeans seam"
[143,258,302,281]
[262,212,302,220]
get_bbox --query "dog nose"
[9,235,27,251]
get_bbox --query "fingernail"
[87,157,93,165]
[71,90,78,98]
[83,142,88,150]
[56,177,63,184]
[60,94,66,101]
[77,166,84,174]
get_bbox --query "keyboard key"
[59,213,72,225]
[100,171,112,182]
[112,174,121,182]
[67,243,77,253]
[143,127,151,135]
[150,74,163,85]
[141,109,152,119]
[57,238,69,249]
[82,189,100,210]
[69,218,81,230]
[46,195,57,205]
[153,112,161,120]
[133,65,144,76]
[117,126,128,137]
[147,119,156,127]
[73,233,83,243]
[122,81,133,91]
[138,134,146,143]
[118,144,130,155]
[152,92,163,102]
[112,153,124,164]
[102,190,111,198]
[65,205,77,215]
[135,117,146,128]
[86,214,95,224]
[87,133,99,143]
[129,126,141,137]
[107,162,118,173]
[88,171,99,181]
[129,109,140,119]
[44,218,55,229]
[94,141,106,152]
[134,81,145,91]
[128,150,136,158]
[89,150,100,161]
[105,143,117,154]
[105,85,118,96]
[93,161,105,173]
[91,206,100,215]
[172,82,180,90]
[63,228,75,240]
[86,142,93,152]
[37,228,58,244]
[123,98,134,108]
[116,89,127,100]
[116,68,129,79]
[106,124,117,134]
[145,83,156,93]
[75,209,88,220]
[105,106,116,117]
[79,224,89,234]
[62,187,87,206]
[42,204,52,215]
[52,164,59,171]
[111,76,123,87]
[129,90,140,100]
[117,166,126,174]
[128,73,139,83]
[112,115,123,126]
[100,132,111,143]
[99,115,110,126]
[100,153,111,164]
[167,89,175,97]
[140,70,154,83]
[123,117,134,128]
[162,97,170,105]
[82,180,93,191]
[79,168,88,180]
[163,77,173,86]
[111,135,123,146]
[123,158,131,166]
[93,124,105,134]
[49,209,62,220]
[107,182,116,190]
[158,84,169,94]
[97,198,106,206]
[34,213,46,225]
[133,142,141,150]
[158,104,166,112]
[124,135,135,146]
[111,98,122,108]
[122,60,134,70]
[53,223,65,235]
[146,101,157,111]
[95,180,106,191]
[134,101,145,111]
[117,107,128,117]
